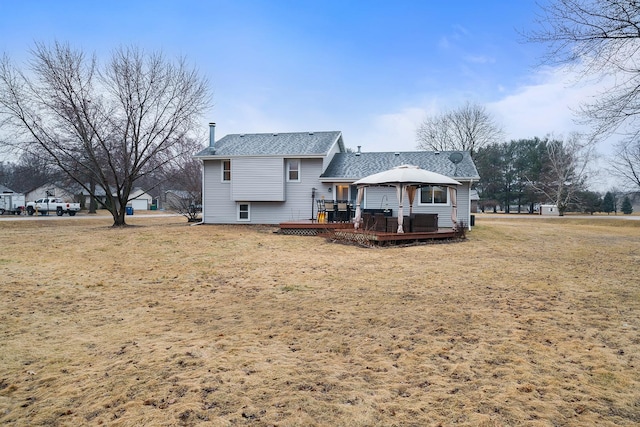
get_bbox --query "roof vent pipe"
[356,145,361,156]
[209,123,216,148]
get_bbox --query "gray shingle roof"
[1,184,17,193]
[194,131,344,157]
[321,151,480,181]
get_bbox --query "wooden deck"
[279,220,458,245]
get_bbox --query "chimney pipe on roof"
[356,145,361,156]
[209,123,216,148]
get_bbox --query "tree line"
[473,135,626,215]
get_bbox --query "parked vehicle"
[0,192,26,215]
[26,198,81,216]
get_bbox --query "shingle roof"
[0,184,16,193]
[194,131,344,157]
[321,151,480,181]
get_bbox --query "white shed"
[539,204,559,216]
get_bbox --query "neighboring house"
[469,189,480,213]
[25,184,76,203]
[78,185,109,209]
[128,188,153,211]
[0,184,17,193]
[194,124,481,229]
[165,189,199,208]
[79,186,153,210]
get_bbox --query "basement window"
[237,202,250,221]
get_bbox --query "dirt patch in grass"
[1,214,639,426]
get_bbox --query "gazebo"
[352,164,462,233]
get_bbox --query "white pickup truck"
[26,198,81,216]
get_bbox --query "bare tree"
[610,140,640,189]
[529,133,594,215]
[527,0,640,189]
[416,101,503,155]
[0,42,210,226]
[163,138,204,222]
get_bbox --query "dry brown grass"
[1,213,639,426]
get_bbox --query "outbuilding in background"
[539,204,559,216]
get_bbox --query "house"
[78,186,154,211]
[194,124,480,229]
[25,184,76,203]
[0,184,17,194]
[470,189,480,213]
[128,188,153,211]
[165,189,200,209]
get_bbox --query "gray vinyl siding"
[202,160,235,223]
[202,158,326,224]
[362,184,472,228]
[203,156,474,227]
[232,157,284,201]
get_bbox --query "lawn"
[1,214,639,426]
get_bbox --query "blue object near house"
[126,206,134,215]
[193,123,481,229]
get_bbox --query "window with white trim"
[222,160,231,182]
[237,202,250,221]
[287,159,300,181]
[419,185,448,205]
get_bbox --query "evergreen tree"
[621,196,633,214]
[575,190,602,214]
[602,192,615,214]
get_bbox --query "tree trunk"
[110,207,127,227]
[89,179,97,214]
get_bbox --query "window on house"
[419,186,448,204]
[222,160,231,182]
[287,159,300,181]
[237,202,250,221]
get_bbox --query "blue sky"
[0,0,614,162]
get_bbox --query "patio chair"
[316,199,325,222]
[337,202,348,222]
[324,201,335,222]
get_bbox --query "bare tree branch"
[526,0,640,190]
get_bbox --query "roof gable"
[321,151,480,181]
[194,131,344,157]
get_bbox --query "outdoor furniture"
[374,213,387,232]
[386,217,398,233]
[324,201,336,222]
[411,213,438,232]
[360,213,373,229]
[402,215,412,232]
[316,199,325,222]
[363,208,393,217]
[337,202,348,222]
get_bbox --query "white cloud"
[351,107,434,153]
[487,66,604,143]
